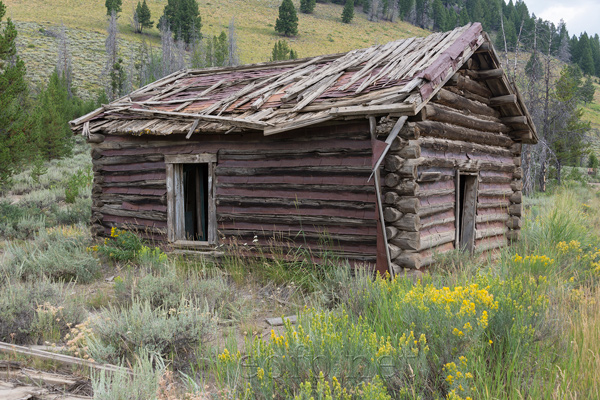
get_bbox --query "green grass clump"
[1,224,99,283]
[0,279,86,344]
[87,298,216,368]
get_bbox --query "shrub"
[92,348,165,400]
[65,166,93,204]
[88,298,216,367]
[98,227,143,263]
[2,225,99,283]
[0,279,86,344]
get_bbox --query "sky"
[522,0,600,37]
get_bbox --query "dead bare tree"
[104,11,119,100]
[56,24,72,98]
[228,17,240,67]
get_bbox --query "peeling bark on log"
[425,104,510,134]
[416,121,513,148]
[433,88,499,118]
[393,252,422,269]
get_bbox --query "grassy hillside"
[582,81,600,156]
[6,0,428,98]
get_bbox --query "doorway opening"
[183,164,209,241]
[456,173,478,252]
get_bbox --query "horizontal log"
[508,204,523,217]
[386,226,399,240]
[501,116,528,126]
[476,213,509,224]
[513,167,523,179]
[511,180,523,191]
[474,68,504,80]
[417,171,442,182]
[219,229,376,246]
[420,231,455,251]
[215,165,371,177]
[390,231,420,251]
[396,143,421,159]
[509,191,522,204]
[220,220,377,237]
[445,85,490,105]
[384,193,420,214]
[217,182,375,195]
[383,181,419,195]
[393,251,422,269]
[384,155,405,172]
[476,226,508,240]
[506,230,520,242]
[490,94,517,107]
[218,204,376,220]
[389,136,409,151]
[217,213,376,228]
[384,207,403,223]
[513,156,522,167]
[99,194,167,205]
[416,121,513,148]
[93,154,165,166]
[399,122,419,140]
[506,216,521,229]
[433,88,499,118]
[425,104,510,134]
[88,134,105,144]
[510,143,522,154]
[419,203,454,218]
[218,196,374,211]
[391,213,420,232]
[456,73,493,98]
[476,235,507,252]
[389,243,403,260]
[95,206,167,222]
[101,179,167,188]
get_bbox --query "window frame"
[165,154,217,246]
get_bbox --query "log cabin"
[70,23,537,275]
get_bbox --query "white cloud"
[522,0,600,37]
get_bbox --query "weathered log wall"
[90,122,378,264]
[381,72,522,273]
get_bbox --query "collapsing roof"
[71,23,536,144]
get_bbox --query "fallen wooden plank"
[0,342,131,376]
[266,315,298,326]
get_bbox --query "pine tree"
[105,0,122,16]
[580,77,595,104]
[137,0,153,33]
[432,0,446,31]
[275,0,298,37]
[300,0,316,14]
[271,40,297,61]
[341,0,354,23]
[161,0,202,44]
[0,0,30,182]
[33,71,74,160]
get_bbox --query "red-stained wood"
[217,174,372,186]
[104,173,165,183]
[218,221,378,236]
[99,162,166,172]
[217,205,376,220]
[216,187,376,202]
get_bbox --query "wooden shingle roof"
[70,23,536,143]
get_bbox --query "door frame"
[455,171,479,253]
[165,154,217,245]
